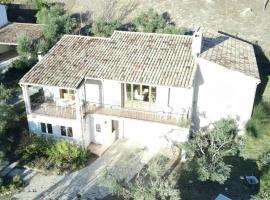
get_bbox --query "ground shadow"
[178,156,259,200]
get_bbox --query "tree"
[91,20,122,37]
[102,155,181,200]
[36,4,74,53]
[184,118,240,184]
[0,0,12,4]
[132,9,185,35]
[16,36,38,59]
[0,85,12,136]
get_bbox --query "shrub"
[91,20,122,37]
[0,175,23,196]
[132,9,185,35]
[17,135,89,173]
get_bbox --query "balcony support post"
[21,84,32,114]
[75,89,85,148]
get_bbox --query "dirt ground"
[14,0,270,56]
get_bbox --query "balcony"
[84,102,190,127]
[31,101,76,119]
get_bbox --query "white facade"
[23,79,192,148]
[21,32,260,148]
[193,58,259,130]
[0,5,8,28]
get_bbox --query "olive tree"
[102,155,181,200]
[184,118,241,184]
[132,9,185,34]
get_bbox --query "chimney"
[192,30,203,56]
[37,52,44,61]
[0,5,8,28]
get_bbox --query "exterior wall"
[84,79,193,114]
[86,113,189,148]
[27,113,83,145]
[194,58,259,129]
[0,44,12,54]
[0,5,8,28]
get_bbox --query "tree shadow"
[178,156,259,200]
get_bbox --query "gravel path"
[14,139,158,200]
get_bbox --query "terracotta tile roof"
[200,32,260,79]
[20,31,196,88]
[0,23,43,45]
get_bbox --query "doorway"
[112,120,119,141]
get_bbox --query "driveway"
[14,139,159,200]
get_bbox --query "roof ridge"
[112,30,192,38]
[63,34,111,40]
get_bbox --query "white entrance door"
[92,123,105,144]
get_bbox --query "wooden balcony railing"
[84,102,190,127]
[31,102,76,119]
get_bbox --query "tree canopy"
[185,118,241,184]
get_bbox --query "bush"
[132,9,185,35]
[91,20,122,37]
[0,175,23,196]
[246,101,270,137]
[17,135,89,173]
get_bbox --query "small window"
[41,123,46,133]
[60,89,75,100]
[61,126,67,136]
[47,124,53,134]
[96,124,101,132]
[67,127,73,137]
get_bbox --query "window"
[41,123,46,133]
[59,89,75,100]
[61,126,73,137]
[47,124,53,134]
[126,84,156,103]
[96,124,101,132]
[40,123,53,134]
[61,126,67,136]
[67,127,73,137]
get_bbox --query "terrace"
[84,102,190,127]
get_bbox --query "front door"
[92,123,105,144]
[112,120,119,141]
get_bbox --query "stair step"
[0,162,18,177]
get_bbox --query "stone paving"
[14,139,159,200]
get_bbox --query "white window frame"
[40,122,53,134]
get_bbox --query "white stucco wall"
[195,58,259,129]
[103,80,121,106]
[87,114,189,148]
[0,5,8,28]
[27,114,83,144]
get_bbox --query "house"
[0,4,43,73]
[19,30,260,149]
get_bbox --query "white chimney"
[37,52,44,61]
[192,31,203,56]
[0,5,8,28]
